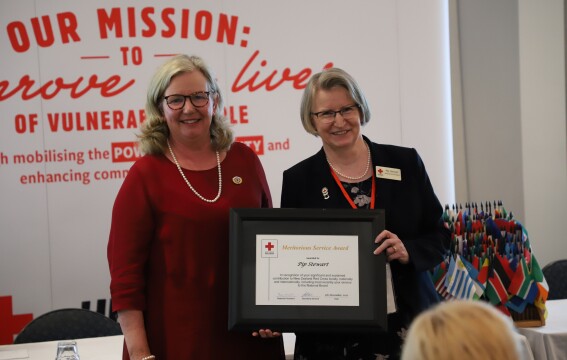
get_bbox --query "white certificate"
[255,234,359,306]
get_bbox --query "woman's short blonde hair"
[138,54,233,154]
[401,300,522,360]
[299,67,371,136]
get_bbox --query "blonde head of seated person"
[401,300,522,360]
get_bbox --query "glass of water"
[55,340,80,360]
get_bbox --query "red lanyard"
[329,167,375,209]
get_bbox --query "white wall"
[397,1,455,206]
[518,0,567,265]
[453,0,524,218]
[453,0,567,266]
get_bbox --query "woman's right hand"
[252,329,281,338]
[373,229,410,264]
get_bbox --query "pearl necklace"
[167,140,222,203]
[326,142,371,181]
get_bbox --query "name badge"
[375,166,402,181]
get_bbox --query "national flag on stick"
[507,295,529,314]
[477,257,489,287]
[508,256,533,299]
[530,254,549,319]
[445,255,476,299]
[486,259,509,305]
[433,261,453,300]
[493,253,512,290]
[459,255,485,299]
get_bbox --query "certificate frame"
[228,208,386,333]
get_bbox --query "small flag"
[508,256,533,299]
[486,260,509,305]
[446,255,476,300]
[459,255,485,299]
[493,254,512,290]
[477,257,490,287]
[507,295,529,314]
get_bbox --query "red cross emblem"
[265,242,275,251]
[377,168,383,175]
[0,296,33,344]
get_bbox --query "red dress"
[108,142,284,359]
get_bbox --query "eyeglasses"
[163,91,213,110]
[311,104,360,123]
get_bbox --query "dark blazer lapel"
[365,137,393,213]
[311,148,351,209]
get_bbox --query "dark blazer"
[281,136,450,323]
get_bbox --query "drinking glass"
[55,340,80,360]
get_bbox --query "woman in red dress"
[108,54,284,360]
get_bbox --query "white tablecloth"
[0,333,297,360]
[518,299,567,360]
[0,335,123,360]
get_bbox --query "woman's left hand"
[252,329,281,338]
[373,230,409,264]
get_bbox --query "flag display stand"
[510,304,545,328]
[431,201,547,328]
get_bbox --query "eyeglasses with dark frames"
[163,91,213,110]
[311,104,360,124]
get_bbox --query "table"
[518,299,567,360]
[0,335,123,360]
[0,334,296,359]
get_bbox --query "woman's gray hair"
[138,54,233,154]
[300,67,371,136]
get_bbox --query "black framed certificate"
[228,208,387,333]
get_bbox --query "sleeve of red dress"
[107,164,155,312]
[252,151,273,209]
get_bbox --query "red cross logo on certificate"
[261,238,277,258]
[377,167,383,175]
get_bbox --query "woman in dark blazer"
[280,68,450,359]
